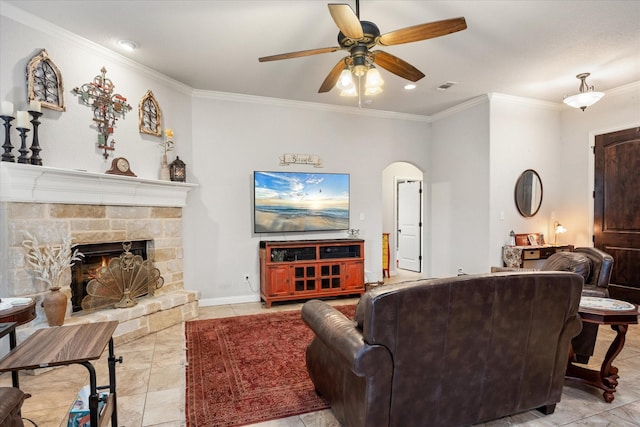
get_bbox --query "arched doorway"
[382,162,424,278]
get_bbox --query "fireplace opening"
[71,241,149,312]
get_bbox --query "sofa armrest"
[302,299,390,375]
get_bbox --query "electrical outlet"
[243,274,250,282]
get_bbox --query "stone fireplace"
[0,162,199,345]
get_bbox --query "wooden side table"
[0,321,121,426]
[0,298,36,388]
[565,297,639,402]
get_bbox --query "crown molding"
[192,89,431,123]
[430,95,490,121]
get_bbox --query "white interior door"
[397,180,422,272]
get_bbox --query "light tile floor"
[2,270,639,426]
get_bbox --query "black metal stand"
[0,115,15,162]
[16,127,30,164]
[28,110,43,165]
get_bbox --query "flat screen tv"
[254,171,350,233]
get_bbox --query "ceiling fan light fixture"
[353,64,368,77]
[340,87,358,97]
[365,67,384,90]
[336,69,355,91]
[563,73,604,111]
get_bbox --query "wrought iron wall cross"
[72,67,131,159]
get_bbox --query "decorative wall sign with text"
[279,153,323,167]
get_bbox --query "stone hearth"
[0,162,199,345]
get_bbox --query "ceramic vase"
[42,286,67,326]
[160,154,170,181]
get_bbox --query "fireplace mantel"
[0,162,196,207]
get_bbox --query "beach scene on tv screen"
[254,171,350,232]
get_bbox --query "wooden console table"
[502,244,573,268]
[0,321,121,426]
[565,297,639,402]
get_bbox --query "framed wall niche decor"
[27,49,65,112]
[138,90,162,136]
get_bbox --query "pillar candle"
[29,100,41,113]
[16,111,29,128]
[1,101,13,116]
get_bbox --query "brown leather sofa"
[0,387,29,427]
[302,272,583,427]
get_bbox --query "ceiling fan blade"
[372,51,425,82]
[328,4,364,39]
[319,59,348,93]
[259,46,341,62]
[378,17,467,46]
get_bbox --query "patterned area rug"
[185,304,356,427]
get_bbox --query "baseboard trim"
[199,294,261,307]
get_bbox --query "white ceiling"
[4,0,640,116]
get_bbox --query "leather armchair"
[302,272,583,427]
[493,247,613,363]
[545,247,613,363]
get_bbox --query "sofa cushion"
[542,252,591,281]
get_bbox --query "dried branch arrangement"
[22,231,84,289]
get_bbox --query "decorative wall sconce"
[72,67,132,158]
[169,156,186,182]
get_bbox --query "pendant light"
[563,73,604,111]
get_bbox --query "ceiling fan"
[258,1,467,94]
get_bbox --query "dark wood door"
[594,127,640,303]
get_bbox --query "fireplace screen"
[71,241,150,312]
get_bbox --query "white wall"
[488,95,563,266]
[428,98,491,276]
[428,87,640,276]
[187,94,430,303]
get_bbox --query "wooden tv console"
[259,239,365,308]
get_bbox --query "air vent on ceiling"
[436,81,458,91]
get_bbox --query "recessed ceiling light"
[404,84,417,90]
[117,40,138,51]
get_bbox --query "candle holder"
[28,110,43,165]
[1,115,15,162]
[16,127,30,164]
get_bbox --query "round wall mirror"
[514,169,543,217]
